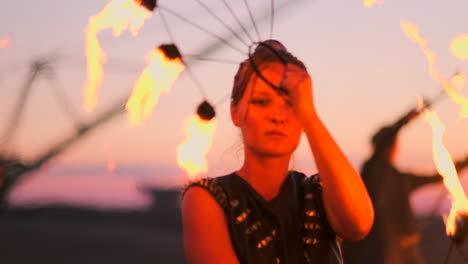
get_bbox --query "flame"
[83,0,153,112]
[125,47,184,127]
[451,34,468,61]
[406,23,468,237]
[363,0,384,8]
[400,21,468,121]
[422,110,468,235]
[0,36,12,49]
[177,115,217,179]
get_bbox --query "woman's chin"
[253,146,295,158]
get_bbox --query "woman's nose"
[268,102,288,124]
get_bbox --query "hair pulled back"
[231,39,307,106]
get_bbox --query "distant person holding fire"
[181,40,374,264]
[342,106,468,264]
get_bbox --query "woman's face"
[231,63,303,157]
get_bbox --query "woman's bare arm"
[303,114,374,241]
[182,186,240,264]
[283,64,374,241]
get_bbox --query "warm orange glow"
[107,159,116,173]
[422,110,468,235]
[125,48,184,127]
[451,34,468,60]
[83,0,153,112]
[400,21,468,121]
[177,115,217,179]
[0,36,12,49]
[363,0,384,8]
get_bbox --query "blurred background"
[1,0,468,263]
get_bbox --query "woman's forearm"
[302,113,374,241]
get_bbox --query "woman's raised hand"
[280,64,316,124]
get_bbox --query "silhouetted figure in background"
[342,107,468,264]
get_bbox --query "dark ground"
[418,216,468,264]
[1,189,468,264]
[0,189,185,264]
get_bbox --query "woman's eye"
[250,99,270,106]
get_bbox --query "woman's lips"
[265,131,287,137]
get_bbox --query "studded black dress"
[182,171,343,264]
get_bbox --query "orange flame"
[177,115,217,179]
[83,0,153,112]
[451,34,468,61]
[0,36,12,49]
[422,110,468,235]
[363,0,384,8]
[125,47,184,127]
[406,23,468,237]
[400,21,468,121]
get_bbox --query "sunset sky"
[1,0,468,210]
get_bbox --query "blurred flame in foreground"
[451,34,468,61]
[422,110,468,236]
[364,0,384,8]
[83,0,153,112]
[0,36,11,49]
[177,115,217,179]
[400,21,468,121]
[125,47,184,127]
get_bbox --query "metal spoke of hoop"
[159,5,247,56]
[270,0,275,39]
[220,0,255,43]
[192,0,250,47]
[242,0,261,41]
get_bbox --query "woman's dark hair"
[231,39,307,106]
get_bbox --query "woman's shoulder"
[181,173,237,210]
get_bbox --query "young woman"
[182,40,374,264]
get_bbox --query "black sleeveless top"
[182,171,343,264]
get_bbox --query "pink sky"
[1,0,468,209]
